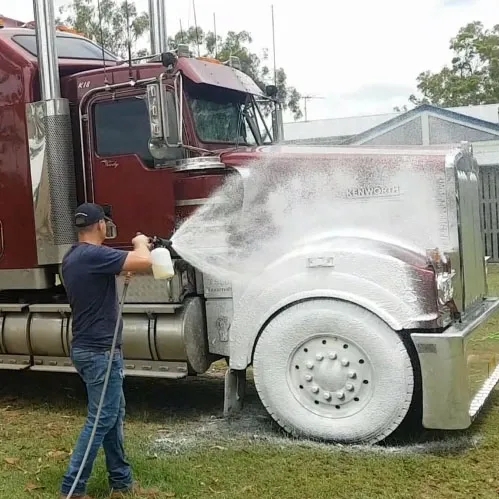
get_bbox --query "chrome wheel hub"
[287,335,374,418]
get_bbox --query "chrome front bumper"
[411,297,499,429]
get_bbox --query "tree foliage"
[57,0,302,120]
[57,0,149,60]
[409,21,499,107]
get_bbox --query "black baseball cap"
[74,203,111,228]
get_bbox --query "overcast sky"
[2,0,496,122]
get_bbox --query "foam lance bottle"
[150,237,175,280]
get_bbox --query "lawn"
[2,268,499,499]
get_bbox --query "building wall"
[428,117,499,144]
[362,117,423,146]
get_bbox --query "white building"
[283,103,499,145]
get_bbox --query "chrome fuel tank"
[0,297,211,376]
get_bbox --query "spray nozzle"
[150,236,173,250]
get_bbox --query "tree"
[408,21,499,107]
[57,0,303,120]
[57,0,150,60]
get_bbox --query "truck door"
[85,91,178,247]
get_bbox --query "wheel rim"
[287,334,374,418]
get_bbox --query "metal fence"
[481,165,499,262]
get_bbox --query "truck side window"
[93,96,154,167]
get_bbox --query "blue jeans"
[60,347,133,496]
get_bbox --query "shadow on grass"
[1,367,492,458]
[0,368,230,421]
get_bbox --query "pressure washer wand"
[149,236,173,250]
[65,272,132,499]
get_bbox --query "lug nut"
[305,374,313,382]
[328,352,337,360]
[316,354,324,361]
[324,391,331,401]
[311,386,319,393]
[348,371,357,379]
[336,390,345,400]
[306,361,314,369]
[346,383,354,391]
[341,359,350,367]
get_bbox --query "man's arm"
[87,234,153,275]
[122,234,153,273]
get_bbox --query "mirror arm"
[157,73,170,140]
[271,100,284,142]
[158,73,181,149]
[174,72,183,145]
[253,95,273,144]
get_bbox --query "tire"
[252,299,415,444]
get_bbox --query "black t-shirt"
[61,242,128,351]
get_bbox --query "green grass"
[3,268,499,498]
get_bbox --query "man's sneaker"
[110,483,161,498]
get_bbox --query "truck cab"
[0,25,280,276]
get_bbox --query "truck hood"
[220,144,451,168]
[220,145,333,166]
[216,143,453,276]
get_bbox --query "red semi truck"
[1,1,499,444]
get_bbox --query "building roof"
[283,102,499,142]
[283,112,397,141]
[346,103,499,145]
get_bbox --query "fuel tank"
[0,297,211,376]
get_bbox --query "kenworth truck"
[1,0,499,444]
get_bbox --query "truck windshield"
[185,82,274,146]
[12,34,117,61]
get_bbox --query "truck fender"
[228,253,437,370]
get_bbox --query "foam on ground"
[150,372,482,458]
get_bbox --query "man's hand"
[132,232,151,249]
[122,232,153,273]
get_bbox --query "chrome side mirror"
[105,220,117,239]
[146,73,183,160]
[102,205,117,239]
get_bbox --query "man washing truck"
[3,0,499,476]
[59,203,159,498]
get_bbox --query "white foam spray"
[170,147,450,284]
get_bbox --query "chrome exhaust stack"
[28,0,78,265]
[33,0,60,101]
[148,0,168,55]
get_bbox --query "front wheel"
[252,299,415,444]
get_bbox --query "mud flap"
[223,368,247,416]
